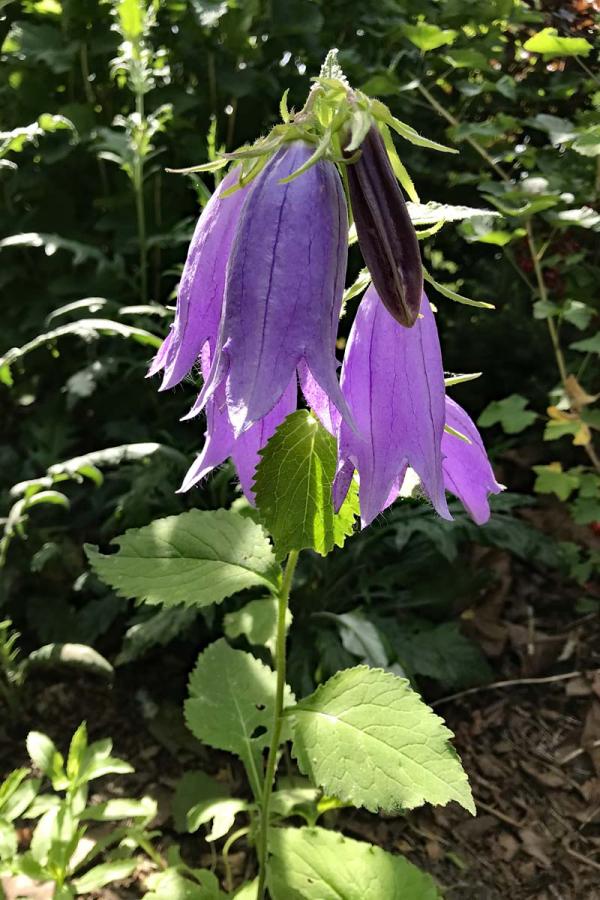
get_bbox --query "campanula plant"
[89,51,501,898]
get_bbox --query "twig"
[432,670,596,707]
[564,843,600,873]
[475,798,525,829]
[559,738,600,766]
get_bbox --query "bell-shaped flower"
[326,285,501,527]
[178,347,297,502]
[345,126,423,328]
[186,141,353,435]
[148,167,250,390]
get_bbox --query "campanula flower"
[147,168,250,390]
[186,141,353,435]
[322,286,500,527]
[178,347,296,502]
[345,126,422,328]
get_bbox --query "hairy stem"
[256,549,299,899]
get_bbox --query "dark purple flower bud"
[345,126,423,328]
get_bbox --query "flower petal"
[442,397,503,524]
[158,168,249,391]
[337,286,450,527]
[201,141,353,435]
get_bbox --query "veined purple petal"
[335,286,450,527]
[198,141,353,436]
[179,348,296,502]
[149,168,250,391]
[147,328,173,377]
[442,397,503,524]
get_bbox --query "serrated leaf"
[184,640,294,800]
[254,411,358,558]
[268,826,442,899]
[86,508,280,608]
[173,771,247,841]
[144,867,225,900]
[394,621,493,689]
[289,666,474,814]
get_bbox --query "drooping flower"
[442,398,503,525]
[178,346,296,502]
[186,140,353,435]
[147,167,250,390]
[345,126,423,328]
[322,285,501,527]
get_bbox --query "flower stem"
[256,549,299,899]
[133,89,148,304]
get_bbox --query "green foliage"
[478,394,537,434]
[289,666,475,814]
[0,724,157,892]
[523,28,593,59]
[86,509,280,608]
[268,826,441,899]
[173,771,248,841]
[254,411,358,559]
[185,639,294,800]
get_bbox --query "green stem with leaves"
[256,549,299,899]
[133,89,148,304]
[418,79,600,473]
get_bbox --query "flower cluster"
[150,133,501,525]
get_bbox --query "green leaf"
[173,771,247,841]
[27,644,113,679]
[86,508,280,609]
[329,611,389,668]
[144,867,225,900]
[72,858,137,894]
[562,301,593,331]
[0,319,161,374]
[533,465,580,501]
[0,770,38,822]
[289,666,474,814]
[254,411,358,559]
[402,22,457,52]
[81,796,156,822]
[268,826,442,899]
[570,332,600,355]
[423,269,494,310]
[224,597,291,658]
[524,28,592,59]
[117,606,197,665]
[0,819,17,861]
[394,621,493,689]
[478,394,536,434]
[26,732,64,783]
[184,640,294,800]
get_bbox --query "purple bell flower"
[315,285,501,527]
[178,347,296,502]
[186,141,353,436]
[148,167,250,390]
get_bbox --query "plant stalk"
[133,90,148,304]
[256,549,299,899]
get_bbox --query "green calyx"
[168,48,456,197]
